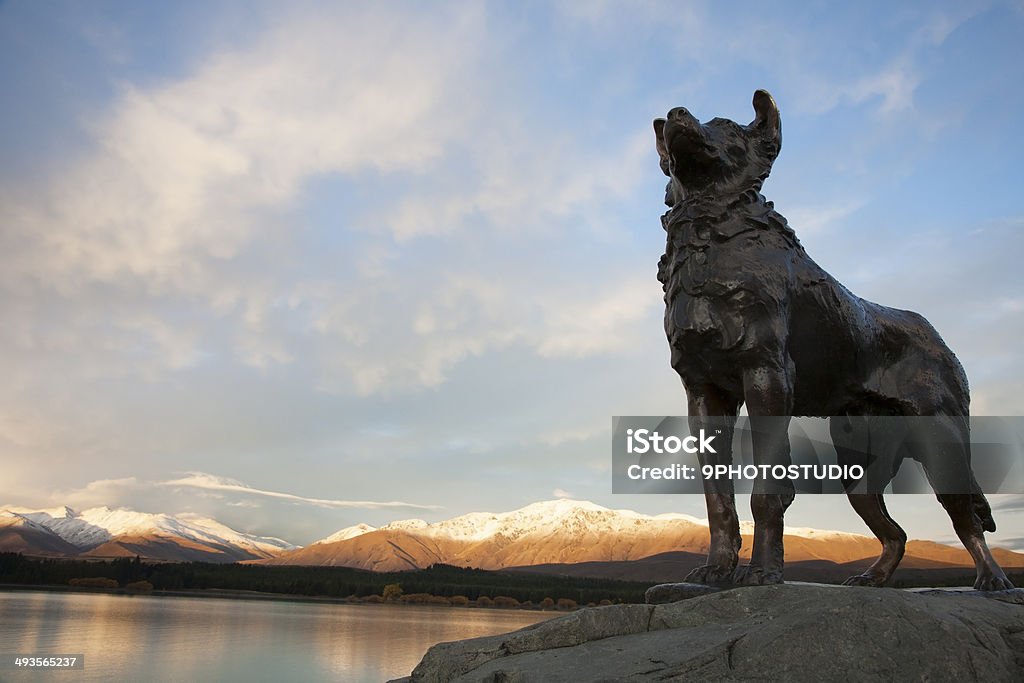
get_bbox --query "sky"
[1,0,1023,549]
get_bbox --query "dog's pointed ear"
[653,118,670,176]
[750,89,781,150]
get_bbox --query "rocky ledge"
[391,583,1024,682]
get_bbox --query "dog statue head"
[654,90,782,206]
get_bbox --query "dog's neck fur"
[658,182,802,291]
[663,181,799,242]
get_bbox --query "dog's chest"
[659,212,753,351]
[658,205,761,294]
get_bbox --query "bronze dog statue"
[654,90,1013,590]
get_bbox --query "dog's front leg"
[734,363,795,586]
[683,384,741,586]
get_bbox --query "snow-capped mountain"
[315,500,869,546]
[264,499,1024,573]
[6,499,1023,572]
[0,506,295,562]
[0,510,82,556]
[315,523,378,544]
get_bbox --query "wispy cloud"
[0,2,664,402]
[159,472,442,511]
[992,537,1024,552]
[3,6,485,289]
[792,61,921,117]
[783,200,865,237]
[0,4,490,398]
[59,477,142,508]
[41,473,442,514]
[991,494,1024,513]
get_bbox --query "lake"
[0,590,557,681]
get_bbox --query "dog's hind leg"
[683,384,741,586]
[935,493,1012,590]
[912,415,1014,591]
[830,416,907,587]
[842,494,906,586]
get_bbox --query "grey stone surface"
[644,582,722,604]
[395,584,1024,682]
[407,604,655,682]
[906,586,1024,605]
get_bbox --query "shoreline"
[0,582,571,612]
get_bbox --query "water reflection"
[0,591,555,682]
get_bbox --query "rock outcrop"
[392,584,1024,682]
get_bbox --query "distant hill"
[262,499,1024,575]
[504,550,1024,586]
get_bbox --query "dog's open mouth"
[663,121,720,188]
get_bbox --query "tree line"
[0,553,649,605]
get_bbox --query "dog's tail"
[973,491,997,533]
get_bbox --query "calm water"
[0,590,556,682]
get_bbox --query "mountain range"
[0,506,294,562]
[260,499,1024,574]
[4,500,1023,578]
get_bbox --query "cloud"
[794,61,921,117]
[552,488,574,499]
[644,3,972,120]
[0,4,490,398]
[991,537,1024,552]
[3,6,483,290]
[846,64,920,115]
[57,477,142,508]
[0,2,667,403]
[39,472,442,515]
[991,494,1024,513]
[159,472,442,511]
[535,277,662,359]
[783,200,865,237]
[535,422,609,447]
[383,127,653,242]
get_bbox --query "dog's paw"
[974,572,1015,592]
[684,564,734,586]
[731,564,783,586]
[842,573,886,587]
